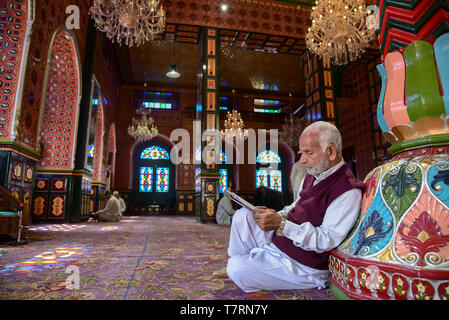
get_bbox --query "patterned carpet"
[0,216,335,300]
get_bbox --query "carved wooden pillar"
[301,51,338,125]
[195,27,221,223]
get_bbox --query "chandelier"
[89,0,165,47]
[305,0,375,66]
[220,110,249,140]
[128,108,158,142]
[220,90,249,140]
[280,114,307,148]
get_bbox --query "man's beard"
[306,156,330,177]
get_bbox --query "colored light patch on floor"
[0,244,92,276]
[28,224,87,232]
[100,226,120,232]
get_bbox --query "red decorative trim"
[392,145,449,160]
[330,250,449,300]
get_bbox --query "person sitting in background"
[216,187,236,225]
[290,160,307,202]
[89,190,121,222]
[113,191,126,218]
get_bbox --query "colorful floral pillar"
[329,0,449,300]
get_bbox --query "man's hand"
[253,206,283,231]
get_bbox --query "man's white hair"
[301,121,342,156]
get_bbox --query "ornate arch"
[36,27,81,169]
[128,134,178,190]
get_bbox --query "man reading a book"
[225,121,365,292]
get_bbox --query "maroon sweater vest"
[271,164,365,270]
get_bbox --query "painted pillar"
[301,51,338,125]
[70,18,97,222]
[195,27,220,223]
[329,0,449,300]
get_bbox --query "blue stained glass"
[220,151,227,163]
[139,167,153,192]
[270,170,282,192]
[219,169,228,193]
[256,170,268,188]
[87,144,94,157]
[156,168,169,192]
[141,146,169,160]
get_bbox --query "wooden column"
[301,51,338,125]
[195,27,221,223]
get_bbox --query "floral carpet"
[0,216,335,300]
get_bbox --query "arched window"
[141,146,169,160]
[139,145,170,193]
[256,150,284,192]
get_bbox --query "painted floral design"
[382,161,422,219]
[438,283,449,300]
[392,275,408,299]
[430,163,449,190]
[398,211,449,267]
[382,161,420,198]
[352,210,393,256]
[412,280,434,300]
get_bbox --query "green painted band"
[329,282,353,300]
[388,133,449,155]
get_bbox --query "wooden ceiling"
[112,0,380,97]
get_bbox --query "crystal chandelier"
[220,110,249,140]
[220,90,249,140]
[128,108,158,142]
[280,114,307,148]
[89,0,165,47]
[305,0,375,66]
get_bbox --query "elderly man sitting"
[224,121,366,292]
[89,190,121,222]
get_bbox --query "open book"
[224,189,256,212]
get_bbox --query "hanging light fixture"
[89,0,165,47]
[166,41,181,79]
[127,108,158,142]
[166,63,180,79]
[220,90,249,140]
[280,114,307,148]
[305,0,375,66]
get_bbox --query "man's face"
[299,133,330,176]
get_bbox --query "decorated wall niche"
[37,28,81,170]
[0,0,32,141]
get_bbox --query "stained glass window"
[256,150,281,163]
[220,151,227,163]
[156,168,169,192]
[141,146,169,160]
[143,102,173,109]
[270,170,282,192]
[219,169,228,193]
[140,167,153,192]
[256,170,268,188]
[256,151,283,191]
[87,144,95,158]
